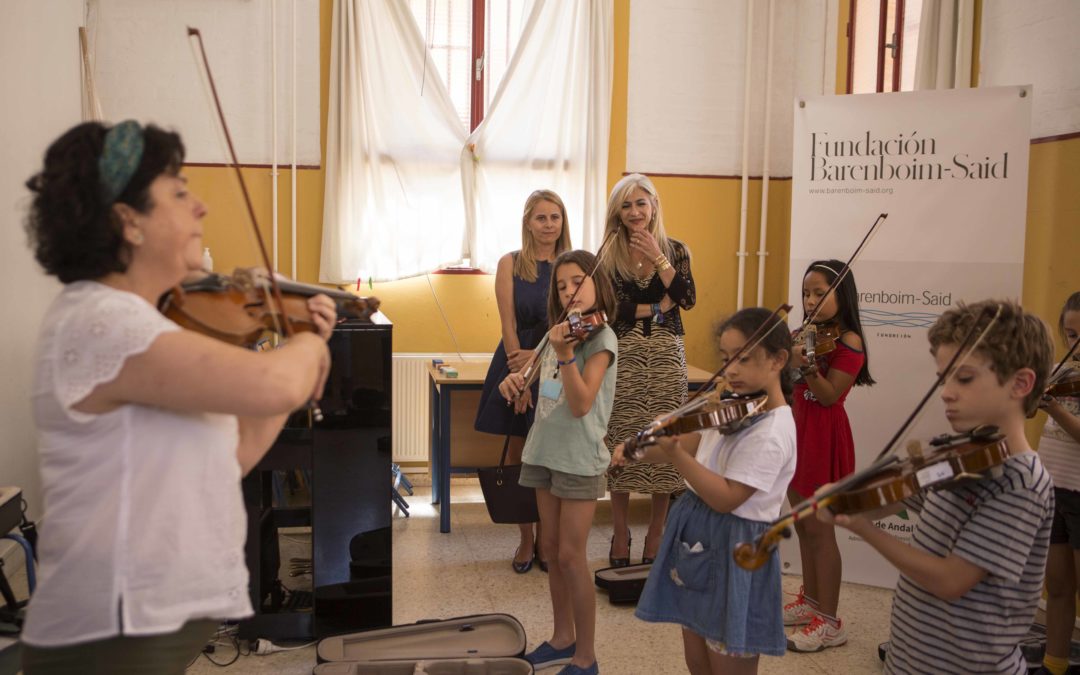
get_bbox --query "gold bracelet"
[653,253,668,267]
[656,258,672,272]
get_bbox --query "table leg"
[430,378,440,505]
[439,386,452,533]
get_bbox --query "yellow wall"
[186,0,1077,377]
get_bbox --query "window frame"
[847,0,909,94]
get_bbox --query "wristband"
[557,356,577,367]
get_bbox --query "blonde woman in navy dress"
[475,190,572,573]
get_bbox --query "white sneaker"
[782,587,815,627]
[787,615,847,652]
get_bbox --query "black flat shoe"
[535,539,549,573]
[608,530,631,568]
[642,535,656,565]
[512,546,534,574]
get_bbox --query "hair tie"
[98,120,145,204]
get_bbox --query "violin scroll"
[732,526,793,572]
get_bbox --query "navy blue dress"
[474,255,551,437]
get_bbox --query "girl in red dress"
[784,259,875,653]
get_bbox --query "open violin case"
[594,563,652,605]
[313,614,533,674]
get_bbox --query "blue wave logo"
[860,308,940,328]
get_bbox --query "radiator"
[391,353,488,465]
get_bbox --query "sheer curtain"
[462,0,613,271]
[320,0,467,283]
[913,0,975,90]
[321,0,613,282]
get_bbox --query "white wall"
[0,1,83,519]
[980,0,1080,138]
[626,0,838,177]
[87,0,321,164]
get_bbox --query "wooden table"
[428,359,714,533]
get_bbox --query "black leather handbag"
[477,436,539,524]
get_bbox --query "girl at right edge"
[784,259,875,653]
[1036,291,1080,675]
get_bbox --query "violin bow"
[514,227,620,393]
[1047,334,1080,383]
[755,303,1003,541]
[187,27,322,420]
[800,213,887,329]
[683,303,794,408]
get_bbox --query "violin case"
[313,614,533,674]
[593,563,652,604]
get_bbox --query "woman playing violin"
[20,121,335,674]
[612,308,795,675]
[821,300,1054,675]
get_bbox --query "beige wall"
[1,1,83,519]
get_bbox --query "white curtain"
[321,0,467,283]
[914,0,975,90]
[463,0,613,270]
[321,0,613,282]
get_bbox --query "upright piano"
[239,313,393,640]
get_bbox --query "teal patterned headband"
[98,120,144,203]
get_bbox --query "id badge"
[539,379,563,401]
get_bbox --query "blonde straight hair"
[600,173,672,280]
[513,190,572,283]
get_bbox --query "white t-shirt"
[689,407,797,523]
[22,282,252,647]
[1039,394,1080,492]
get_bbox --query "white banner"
[782,86,1032,588]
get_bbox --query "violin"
[732,303,1007,572]
[1047,377,1080,398]
[624,390,768,461]
[793,321,842,359]
[566,309,608,343]
[733,426,1009,571]
[159,270,381,348]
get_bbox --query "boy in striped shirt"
[821,300,1055,674]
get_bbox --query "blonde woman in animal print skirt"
[601,174,696,567]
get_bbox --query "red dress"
[790,341,865,499]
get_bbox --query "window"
[847,0,924,94]
[408,0,534,131]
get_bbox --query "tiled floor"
[184,478,895,674]
[5,479,902,674]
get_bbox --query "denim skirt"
[634,491,786,656]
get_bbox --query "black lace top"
[611,239,696,338]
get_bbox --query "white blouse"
[22,282,252,647]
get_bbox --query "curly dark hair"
[24,121,185,283]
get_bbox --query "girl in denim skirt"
[613,308,796,674]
